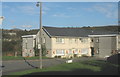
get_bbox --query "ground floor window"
[56,50,65,56]
[81,48,89,54]
[69,49,73,54]
[74,49,78,54]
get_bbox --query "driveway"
[2,57,104,75]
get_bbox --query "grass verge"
[2,56,52,61]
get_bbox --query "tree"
[41,44,46,56]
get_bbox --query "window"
[43,37,46,44]
[69,49,73,54]
[75,39,78,43]
[69,38,78,44]
[91,39,93,42]
[74,49,78,54]
[56,38,64,43]
[56,50,65,56]
[25,43,27,49]
[81,38,88,43]
[96,39,99,43]
[81,48,89,54]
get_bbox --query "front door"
[90,47,94,57]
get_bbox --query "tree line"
[2,29,39,56]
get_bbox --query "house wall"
[22,37,35,57]
[50,37,91,58]
[117,35,120,50]
[98,36,116,58]
[91,37,99,54]
[41,29,52,57]
[37,30,91,58]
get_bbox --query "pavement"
[1,57,105,75]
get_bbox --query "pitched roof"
[43,26,119,37]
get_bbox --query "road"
[2,57,105,75]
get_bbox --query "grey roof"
[43,26,119,37]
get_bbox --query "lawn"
[2,56,52,61]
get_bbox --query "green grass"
[2,56,52,60]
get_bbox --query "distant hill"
[10,28,23,31]
[82,25,120,33]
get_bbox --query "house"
[22,26,120,58]
[22,35,36,57]
[8,32,16,36]
[88,34,120,58]
[37,26,92,58]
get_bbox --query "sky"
[1,2,119,30]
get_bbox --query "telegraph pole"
[36,2,42,69]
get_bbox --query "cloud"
[17,5,39,15]
[11,26,17,29]
[17,5,50,15]
[4,4,49,15]
[84,3,118,19]
[53,13,70,18]
[67,7,76,10]
[21,25,32,28]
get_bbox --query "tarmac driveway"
[2,57,105,75]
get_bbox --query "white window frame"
[56,49,65,56]
[96,39,99,43]
[75,39,78,43]
[56,38,65,43]
[68,49,73,54]
[74,49,78,54]
[81,48,89,54]
[81,38,88,43]
[43,37,46,44]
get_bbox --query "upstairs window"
[80,38,88,43]
[56,38,64,43]
[91,39,93,42]
[96,39,99,43]
[43,37,46,44]
[75,39,78,43]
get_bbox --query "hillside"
[2,29,39,56]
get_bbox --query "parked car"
[107,53,120,65]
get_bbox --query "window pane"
[56,50,65,56]
[56,38,64,43]
[69,49,73,54]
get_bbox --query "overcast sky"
[2,2,118,29]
